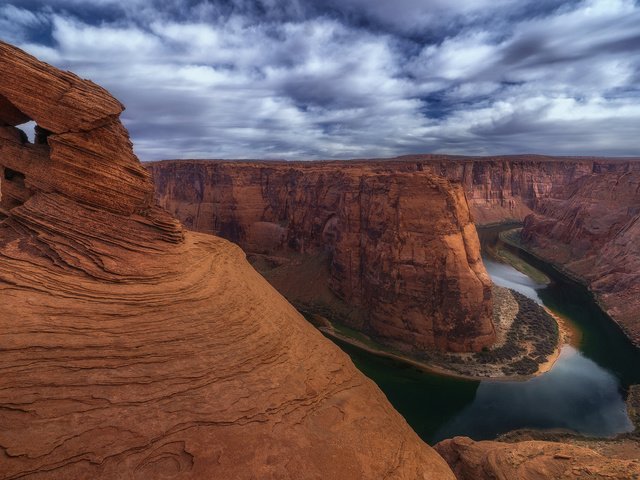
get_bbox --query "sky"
[1,0,639,160]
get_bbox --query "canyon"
[2,40,639,480]
[150,156,640,349]
[149,161,495,354]
[0,41,455,479]
[521,168,640,346]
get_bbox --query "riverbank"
[323,222,638,443]
[500,227,640,350]
[316,284,564,381]
[481,226,551,284]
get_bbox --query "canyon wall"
[418,155,640,347]
[151,156,640,349]
[521,168,640,346]
[150,161,495,353]
[0,41,456,479]
[393,154,638,226]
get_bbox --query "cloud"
[0,4,48,43]
[1,0,639,159]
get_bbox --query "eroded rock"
[149,160,496,353]
[521,169,640,346]
[435,436,640,480]
[0,41,454,480]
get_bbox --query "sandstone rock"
[435,436,640,480]
[150,155,640,349]
[521,169,640,346]
[0,40,455,480]
[392,154,638,226]
[149,161,495,353]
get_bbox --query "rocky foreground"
[435,436,640,480]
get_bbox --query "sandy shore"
[535,308,576,375]
[319,326,508,382]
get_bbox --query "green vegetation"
[473,290,559,376]
[499,227,524,247]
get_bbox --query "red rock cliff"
[412,155,640,347]
[435,436,640,480]
[0,41,456,479]
[521,167,640,346]
[150,155,640,350]
[149,160,495,353]
[387,154,638,226]
[409,155,640,348]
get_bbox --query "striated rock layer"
[150,155,640,227]
[412,155,639,225]
[521,168,640,346]
[149,161,495,353]
[149,156,619,228]
[150,156,640,349]
[0,41,456,479]
[435,436,640,480]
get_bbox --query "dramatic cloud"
[2,0,639,159]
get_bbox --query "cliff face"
[418,157,597,225]
[521,168,640,346]
[417,156,640,347]
[150,161,495,353]
[0,41,456,480]
[151,156,640,349]
[399,155,637,226]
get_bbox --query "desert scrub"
[474,290,559,373]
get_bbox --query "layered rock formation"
[150,161,495,353]
[150,156,640,349]
[0,41,456,479]
[521,167,640,346]
[435,436,640,480]
[404,155,640,225]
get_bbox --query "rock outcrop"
[0,41,456,480]
[149,161,495,353]
[521,168,640,346]
[435,436,640,480]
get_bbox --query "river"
[329,225,640,444]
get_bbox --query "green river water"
[329,225,640,444]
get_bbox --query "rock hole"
[4,167,21,181]
[16,120,37,143]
